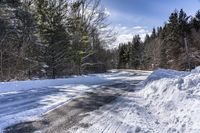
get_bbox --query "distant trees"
[192,10,200,31]
[117,9,200,71]
[118,35,143,69]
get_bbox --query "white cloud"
[138,29,146,33]
[108,25,151,49]
[117,33,133,44]
[108,9,142,23]
[102,8,151,49]
[133,26,143,29]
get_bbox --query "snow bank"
[139,67,200,133]
[142,69,189,85]
[191,66,200,73]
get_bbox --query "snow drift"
[139,67,200,133]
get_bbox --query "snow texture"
[0,70,150,132]
[69,67,200,133]
[2,67,200,133]
[139,67,200,133]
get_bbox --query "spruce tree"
[192,10,200,31]
[151,28,156,38]
[35,0,70,78]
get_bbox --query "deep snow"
[138,67,200,133]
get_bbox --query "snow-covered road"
[0,70,150,132]
[69,91,163,133]
[67,68,200,133]
[2,68,200,133]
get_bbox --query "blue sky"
[101,0,200,47]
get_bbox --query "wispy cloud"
[107,9,142,24]
[102,0,200,49]
[108,24,151,49]
[133,26,143,29]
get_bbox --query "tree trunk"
[184,33,191,71]
[52,67,55,79]
[0,50,3,80]
[52,55,56,79]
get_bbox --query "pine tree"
[178,9,190,36]
[67,1,91,74]
[118,44,130,69]
[165,10,182,65]
[35,0,70,78]
[192,10,200,31]
[132,35,142,69]
[151,28,156,38]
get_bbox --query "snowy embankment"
[139,67,200,133]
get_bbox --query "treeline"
[0,0,115,81]
[117,9,200,71]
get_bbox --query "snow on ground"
[0,70,150,132]
[68,67,200,133]
[69,91,164,133]
[0,75,105,93]
[4,67,200,133]
[138,67,200,133]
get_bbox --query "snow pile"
[142,69,189,85]
[139,68,200,133]
[108,69,151,82]
[191,66,200,73]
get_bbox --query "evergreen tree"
[178,9,190,36]
[151,28,156,38]
[35,0,70,78]
[132,35,142,69]
[165,10,182,66]
[192,10,200,31]
[118,44,130,68]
